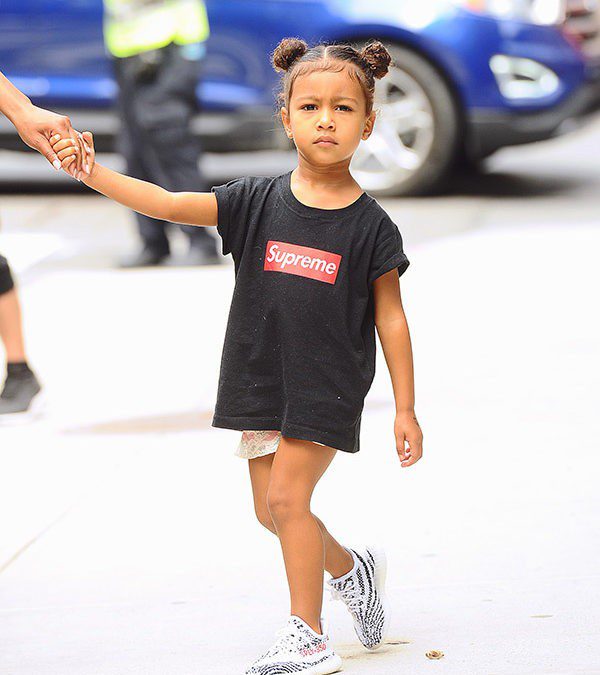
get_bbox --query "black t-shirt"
[210,170,409,453]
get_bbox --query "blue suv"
[1,0,599,195]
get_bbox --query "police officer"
[104,0,221,267]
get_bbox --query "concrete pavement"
[1,119,599,674]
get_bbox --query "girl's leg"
[248,453,354,579]
[313,513,354,579]
[248,452,279,533]
[266,435,343,635]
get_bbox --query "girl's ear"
[361,111,376,141]
[281,107,293,139]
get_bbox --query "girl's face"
[281,67,376,166]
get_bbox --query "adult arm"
[0,71,86,177]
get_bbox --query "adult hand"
[14,103,89,180]
[0,71,88,179]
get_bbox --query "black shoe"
[171,247,223,267]
[118,248,169,269]
[0,369,42,416]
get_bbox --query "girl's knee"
[266,488,308,522]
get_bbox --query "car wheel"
[351,42,461,197]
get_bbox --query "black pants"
[113,44,215,254]
[0,255,15,296]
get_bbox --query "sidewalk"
[1,197,599,674]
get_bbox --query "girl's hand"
[50,131,95,180]
[394,410,423,467]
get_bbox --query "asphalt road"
[0,117,599,675]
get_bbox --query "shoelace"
[327,584,366,613]
[267,624,304,655]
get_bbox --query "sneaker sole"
[247,653,342,675]
[364,544,391,651]
[306,653,343,674]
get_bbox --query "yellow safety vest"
[104,0,210,58]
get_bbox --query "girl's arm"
[51,132,218,227]
[373,269,423,467]
[83,163,218,227]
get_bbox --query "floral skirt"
[235,430,327,459]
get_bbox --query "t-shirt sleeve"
[368,217,410,286]
[210,176,253,259]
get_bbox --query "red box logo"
[264,240,341,284]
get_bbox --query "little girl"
[52,37,423,675]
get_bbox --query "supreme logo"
[264,240,341,284]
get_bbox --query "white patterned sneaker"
[244,614,342,674]
[326,545,390,651]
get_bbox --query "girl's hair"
[271,38,392,116]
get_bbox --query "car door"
[202,0,335,111]
[0,0,111,108]
[1,0,337,111]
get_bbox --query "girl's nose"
[318,113,335,129]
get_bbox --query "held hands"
[395,410,423,467]
[50,130,96,181]
[12,104,87,175]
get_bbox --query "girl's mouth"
[314,136,337,146]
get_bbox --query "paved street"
[0,117,599,674]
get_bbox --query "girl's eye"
[300,104,353,111]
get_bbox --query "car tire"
[350,42,462,197]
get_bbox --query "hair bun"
[271,37,308,72]
[359,41,392,79]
